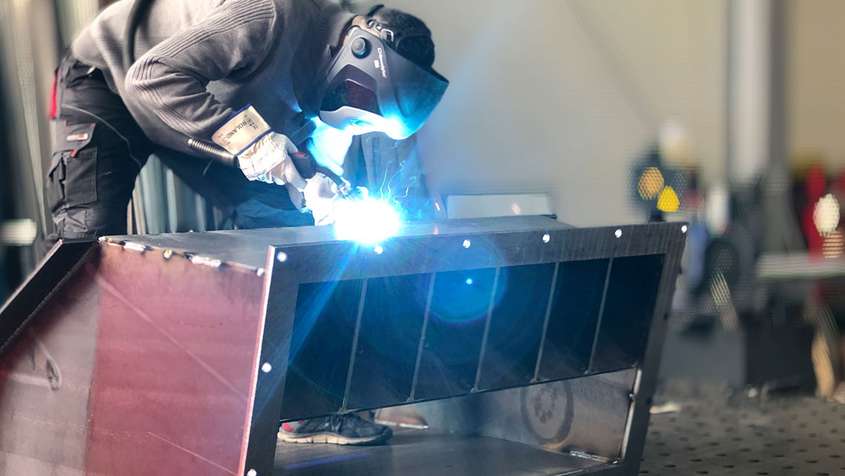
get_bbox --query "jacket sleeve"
[123,0,278,155]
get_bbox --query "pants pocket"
[64,147,98,206]
[46,151,67,214]
[51,120,98,208]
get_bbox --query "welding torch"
[289,151,356,199]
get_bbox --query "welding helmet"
[317,6,449,140]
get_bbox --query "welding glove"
[212,106,306,189]
[304,174,343,226]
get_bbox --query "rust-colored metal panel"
[1,243,266,476]
[85,245,265,476]
[0,260,100,475]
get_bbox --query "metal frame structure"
[0,217,685,476]
[243,217,686,475]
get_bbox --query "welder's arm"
[122,0,278,157]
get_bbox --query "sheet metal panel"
[538,259,610,381]
[105,216,573,271]
[246,218,687,476]
[0,239,95,354]
[1,242,268,476]
[280,280,362,419]
[412,369,638,460]
[86,244,266,476]
[347,273,430,409]
[414,268,495,400]
[590,255,665,373]
[0,217,685,476]
[477,263,555,390]
[0,260,99,474]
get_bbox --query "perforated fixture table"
[642,384,845,476]
[0,217,685,475]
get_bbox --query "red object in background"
[48,71,58,120]
[802,164,827,255]
[834,171,845,197]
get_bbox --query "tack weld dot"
[162,249,174,260]
[277,251,288,263]
[462,239,472,249]
[615,229,623,238]
[542,233,551,243]
[374,245,384,255]
[681,225,688,234]
[247,470,257,476]
[261,363,272,373]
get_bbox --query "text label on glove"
[212,106,271,155]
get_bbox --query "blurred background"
[2,0,845,411]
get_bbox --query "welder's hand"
[211,106,306,189]
[240,132,306,189]
[304,174,342,225]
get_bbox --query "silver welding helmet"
[317,9,449,140]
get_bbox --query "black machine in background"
[629,139,816,392]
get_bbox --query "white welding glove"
[304,174,343,225]
[212,106,306,190]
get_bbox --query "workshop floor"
[641,384,845,476]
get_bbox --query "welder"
[47,0,448,445]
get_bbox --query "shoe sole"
[278,431,391,446]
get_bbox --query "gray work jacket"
[72,0,352,157]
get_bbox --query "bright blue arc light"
[307,118,354,176]
[333,197,403,245]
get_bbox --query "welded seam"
[473,267,501,390]
[95,274,247,401]
[409,273,437,401]
[341,279,368,411]
[533,261,560,381]
[587,258,615,372]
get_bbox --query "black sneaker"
[278,414,393,446]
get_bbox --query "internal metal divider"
[473,267,502,390]
[408,272,437,401]
[533,261,561,381]
[587,258,615,373]
[620,368,643,459]
[341,279,369,411]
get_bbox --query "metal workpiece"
[249,217,685,475]
[0,239,96,354]
[99,235,265,274]
[0,217,685,476]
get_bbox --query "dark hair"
[368,6,436,69]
